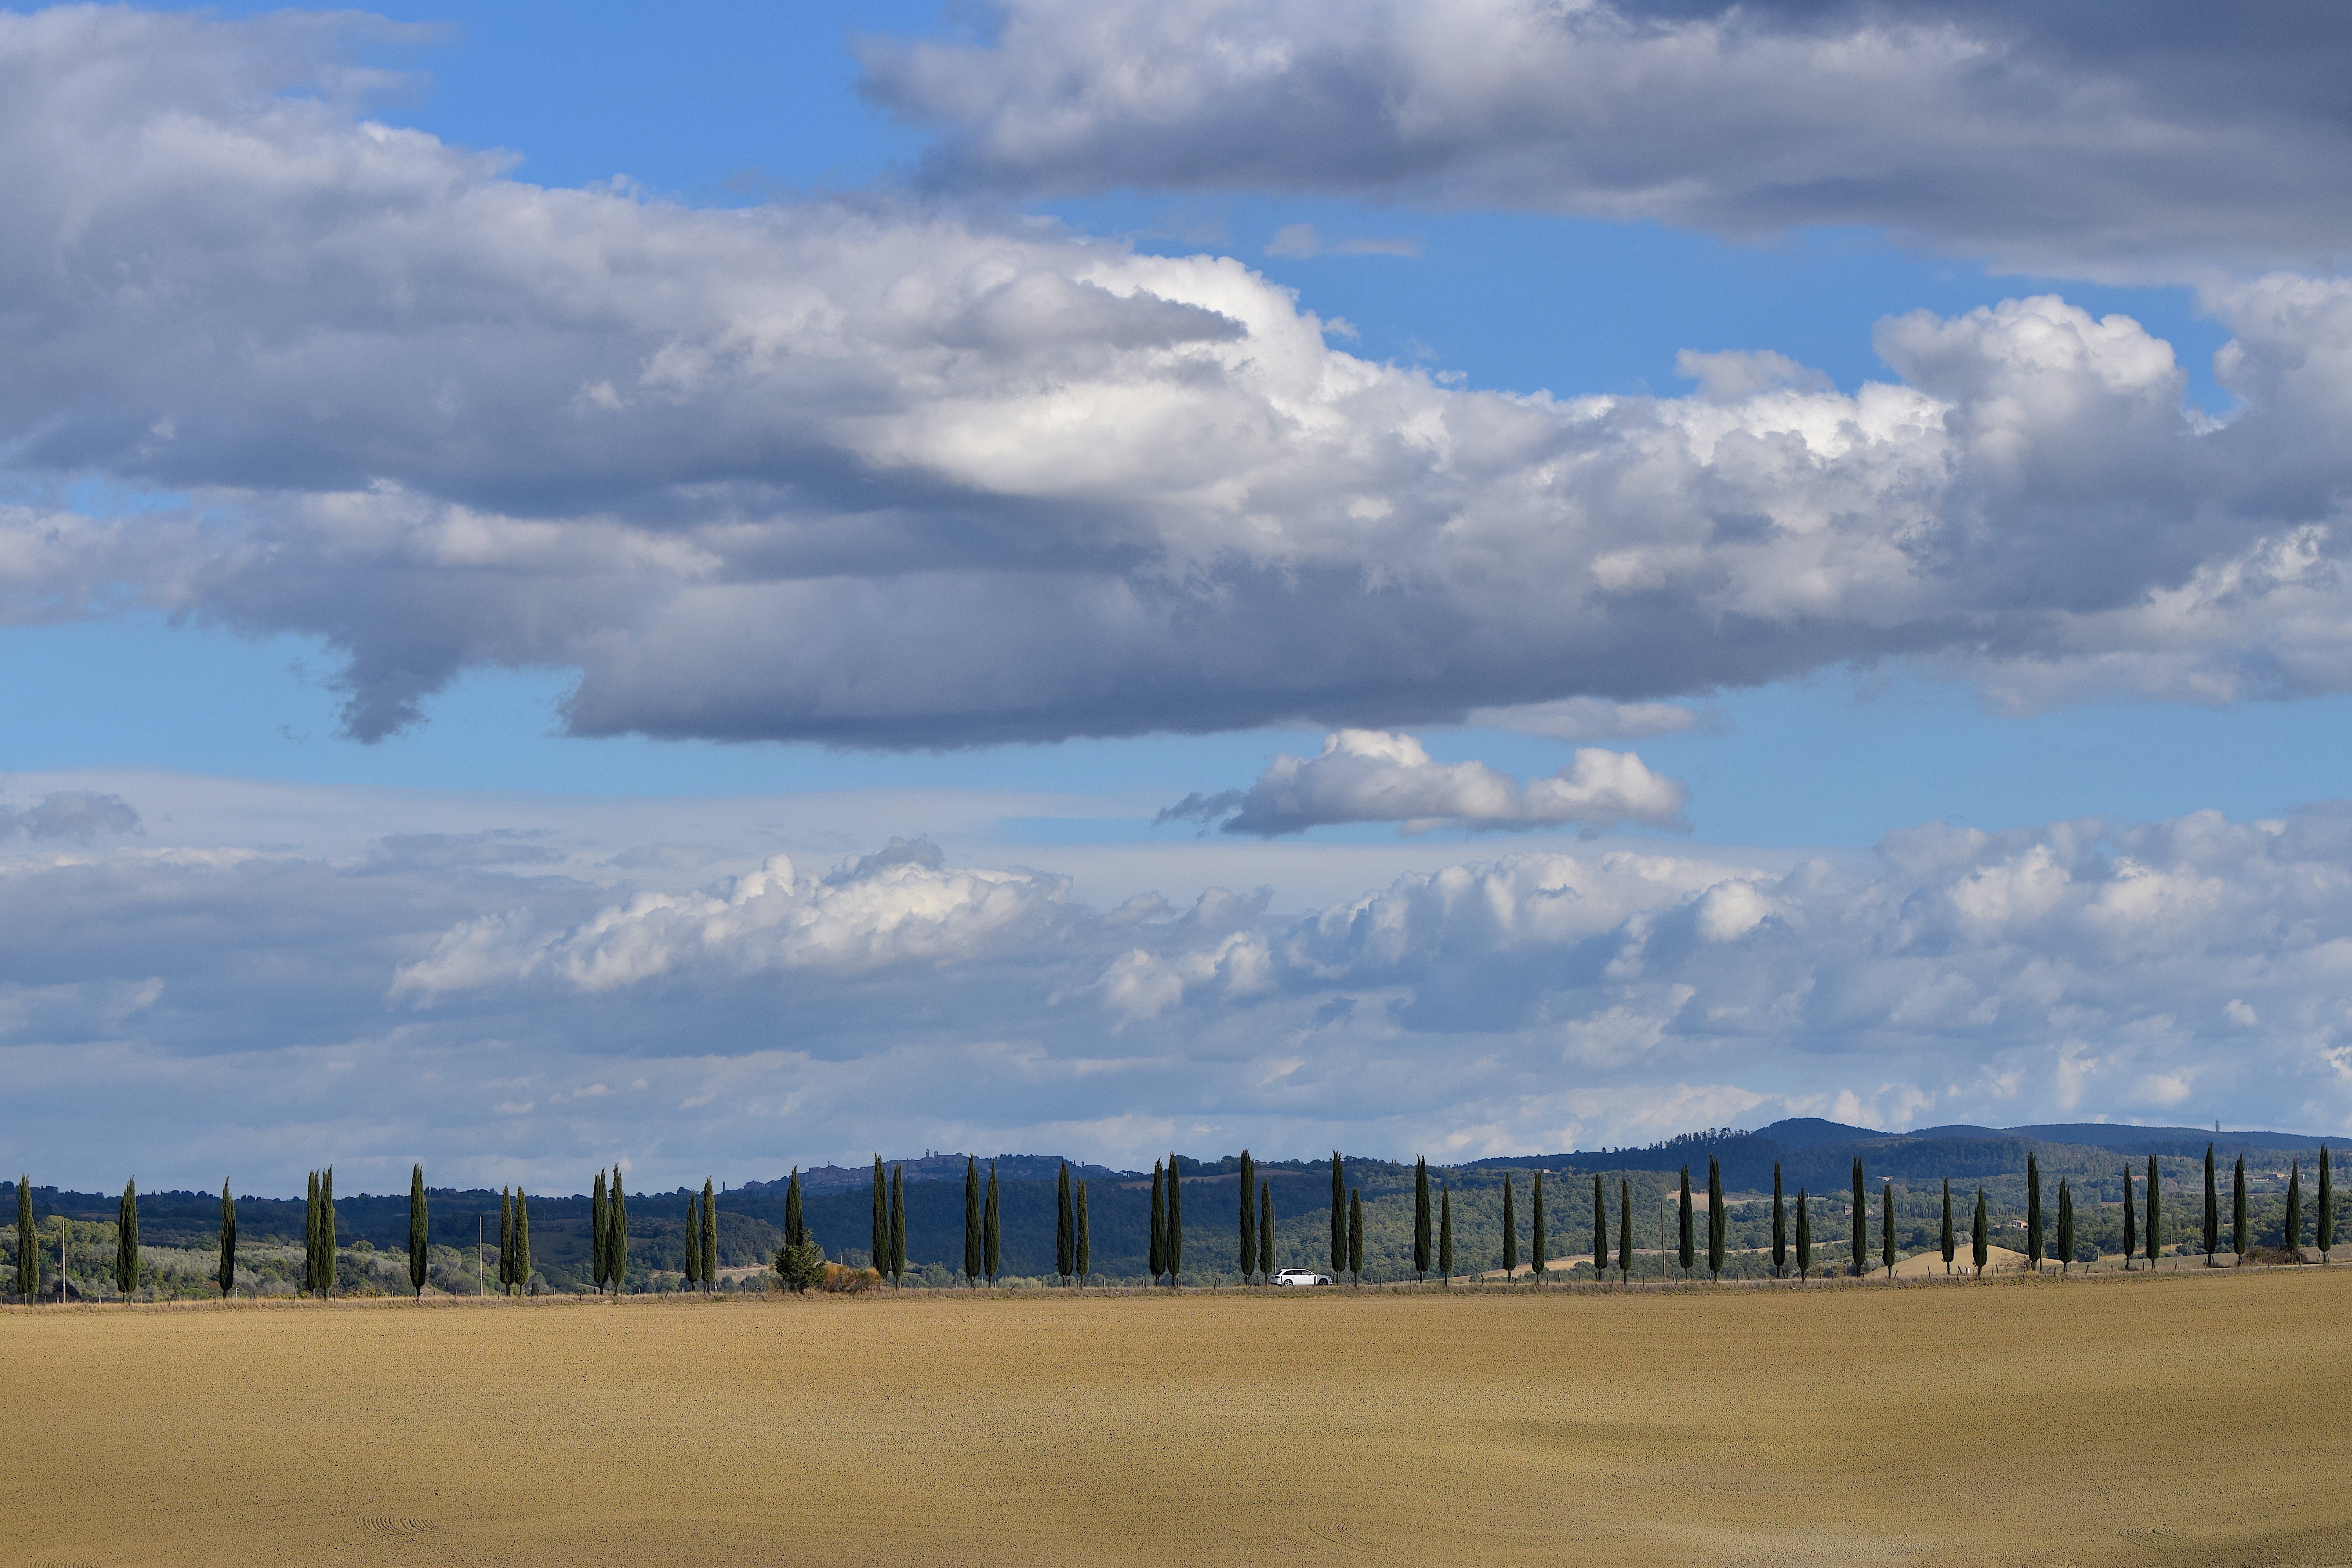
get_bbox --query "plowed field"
[7,1268,2347,1566]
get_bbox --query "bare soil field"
[7,1268,2348,1567]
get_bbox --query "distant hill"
[1907,1122,2325,1154]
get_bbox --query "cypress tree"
[1413,1158,1432,1279]
[1706,1158,1724,1281]
[591,1169,610,1292]
[1617,1179,1632,1279]
[2143,1154,2160,1267]
[219,1178,237,1298]
[1347,1189,1363,1281]
[783,1167,804,1249]
[2122,1164,2137,1270]
[608,1170,629,1294]
[984,1161,1002,1284]
[1939,1178,1953,1275]
[1258,1181,1273,1279]
[686,1193,703,1289]
[1881,1182,1895,1279]
[1165,1153,1183,1285]
[116,1180,138,1298]
[964,1156,983,1287]
[1849,1157,1867,1276]
[500,1187,515,1294]
[2025,1155,2043,1270]
[2285,1161,2304,1259]
[1074,1179,1091,1283]
[704,1178,720,1291]
[2319,1147,2334,1265]
[1237,1150,1256,1283]
[1595,1174,1610,1280]
[1532,1170,1548,1277]
[887,1169,905,1284]
[2056,1180,2074,1274]
[1677,1167,1693,1279]
[515,1191,531,1295]
[1057,1161,1076,1283]
[1772,1164,1786,1278]
[319,1168,336,1296]
[1500,1173,1518,1277]
[1795,1189,1811,1281]
[1439,1184,1455,1281]
[1972,1188,1988,1277]
[408,1164,428,1299]
[2233,1154,2248,1261]
[15,1177,34,1303]
[1329,1151,1346,1277]
[1148,1161,1166,1281]
[305,1170,320,1295]
[871,1155,887,1275]
[2204,1143,2220,1263]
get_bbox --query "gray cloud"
[1158,730,1690,836]
[0,791,142,842]
[861,0,2352,278]
[4,11,2352,751]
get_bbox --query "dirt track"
[7,1267,2348,1566]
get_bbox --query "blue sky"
[5,0,2352,1190]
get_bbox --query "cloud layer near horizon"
[5,782,2350,1193]
[4,10,2352,746]
[862,0,2352,278]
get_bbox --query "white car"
[1271,1268,1332,1287]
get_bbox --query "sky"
[4,0,2352,1194]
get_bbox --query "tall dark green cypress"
[783,1167,804,1249]
[1329,1151,1345,1276]
[2056,1180,2074,1274]
[1439,1184,1454,1281]
[1850,1157,1867,1276]
[608,1169,628,1294]
[1795,1189,1811,1281]
[1677,1167,1693,1279]
[1972,1188,1988,1277]
[1074,1179,1091,1283]
[1595,1173,1610,1279]
[887,1169,904,1284]
[408,1164,428,1299]
[1258,1181,1273,1279]
[1500,1173,1519,1276]
[1236,1150,1256,1282]
[2122,1163,2137,1269]
[964,1156,982,1287]
[1414,1158,1432,1279]
[2143,1154,2160,1267]
[1706,1158,1724,1281]
[2204,1144,2220,1263]
[1939,1178,1953,1274]
[2285,1161,2304,1259]
[871,1155,888,1274]
[116,1180,138,1298]
[305,1170,320,1294]
[1881,1182,1895,1278]
[1347,1189,1363,1280]
[1057,1161,1076,1282]
[1772,1164,1787,1278]
[984,1161,1002,1284]
[514,1191,531,1295]
[219,1178,237,1298]
[499,1187,515,1293]
[591,1169,610,1292]
[1617,1180,1632,1279]
[685,1193,702,1289]
[1532,1170,1548,1277]
[2319,1147,2334,1265]
[2232,1154,2248,1262]
[1148,1161,1166,1281]
[702,1178,719,1291]
[320,1168,336,1296]
[15,1177,34,1302]
[1164,1153,1183,1284]
[2025,1154,2043,1270]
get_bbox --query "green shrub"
[773,1238,827,1294]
